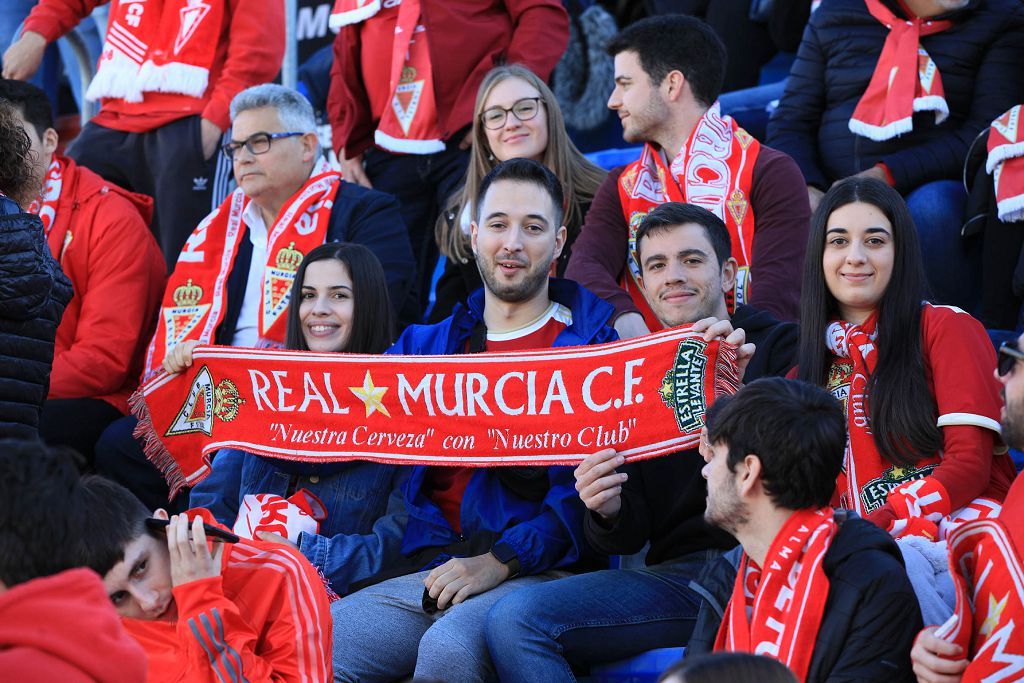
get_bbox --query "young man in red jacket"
[327,0,569,319]
[78,475,333,683]
[2,0,285,268]
[1,78,165,463]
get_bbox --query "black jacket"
[215,180,414,344]
[583,305,797,564]
[687,512,921,683]
[0,201,73,438]
[767,0,1024,192]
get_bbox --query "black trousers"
[39,397,123,469]
[68,115,233,271]
[95,415,188,513]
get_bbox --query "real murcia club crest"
[166,366,245,437]
[175,0,211,55]
[263,241,303,332]
[726,188,749,227]
[627,210,652,279]
[392,66,424,135]
[658,337,710,433]
[164,278,210,350]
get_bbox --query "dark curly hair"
[0,100,35,205]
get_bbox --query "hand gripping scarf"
[714,507,837,680]
[328,0,444,154]
[826,313,1000,540]
[143,159,338,379]
[986,105,1024,223]
[130,326,740,497]
[942,496,1024,682]
[848,0,953,141]
[618,103,759,330]
[87,0,223,103]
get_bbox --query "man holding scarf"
[768,0,1024,312]
[688,378,921,681]
[0,78,165,464]
[3,0,285,269]
[566,15,811,334]
[94,83,414,511]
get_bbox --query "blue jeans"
[719,80,786,142]
[485,550,717,682]
[907,180,979,312]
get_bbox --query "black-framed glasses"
[222,131,304,160]
[998,341,1024,376]
[480,97,543,130]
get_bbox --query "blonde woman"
[430,64,606,322]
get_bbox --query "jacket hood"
[823,512,905,573]
[0,568,147,682]
[58,155,155,225]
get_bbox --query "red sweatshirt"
[23,0,285,132]
[124,509,332,683]
[328,0,569,158]
[45,156,165,413]
[0,568,148,683]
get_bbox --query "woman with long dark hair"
[190,242,406,594]
[797,177,1016,539]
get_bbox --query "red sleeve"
[49,194,165,400]
[327,26,373,158]
[501,0,569,81]
[22,0,102,42]
[564,168,637,319]
[200,0,286,131]
[747,146,811,323]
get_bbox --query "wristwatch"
[489,541,521,579]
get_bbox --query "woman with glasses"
[796,177,1016,541]
[429,64,606,322]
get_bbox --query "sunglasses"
[998,341,1024,376]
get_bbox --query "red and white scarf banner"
[130,326,740,497]
[87,0,223,103]
[26,157,63,239]
[849,0,953,141]
[987,105,1024,223]
[143,159,339,379]
[714,507,837,680]
[233,490,327,543]
[618,102,759,330]
[943,513,1024,681]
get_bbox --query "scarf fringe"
[329,0,381,28]
[715,343,742,400]
[137,61,210,99]
[374,130,446,155]
[848,115,914,142]
[86,52,144,102]
[129,387,189,499]
[997,194,1024,223]
[913,95,950,124]
[986,141,1024,174]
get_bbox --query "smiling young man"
[486,202,797,682]
[77,475,332,682]
[565,15,811,335]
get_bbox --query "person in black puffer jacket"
[768,0,1024,312]
[0,102,73,439]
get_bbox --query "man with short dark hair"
[566,15,811,335]
[486,201,796,682]
[690,378,921,681]
[0,441,146,681]
[325,158,616,682]
[76,475,332,682]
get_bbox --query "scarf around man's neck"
[714,507,837,680]
[849,0,954,141]
[143,158,339,379]
[617,102,759,330]
[26,157,65,244]
[986,105,1024,223]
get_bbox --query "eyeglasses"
[480,98,543,130]
[998,341,1024,376]
[222,131,304,160]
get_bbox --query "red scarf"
[714,508,837,680]
[849,0,953,141]
[987,105,1024,223]
[143,159,338,378]
[328,0,444,154]
[87,0,223,103]
[26,157,63,239]
[618,103,759,330]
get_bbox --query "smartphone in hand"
[145,517,240,544]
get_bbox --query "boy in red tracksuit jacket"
[78,476,333,683]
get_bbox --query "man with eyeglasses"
[910,339,1024,683]
[93,83,415,513]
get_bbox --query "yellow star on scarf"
[980,592,1010,638]
[349,371,391,418]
